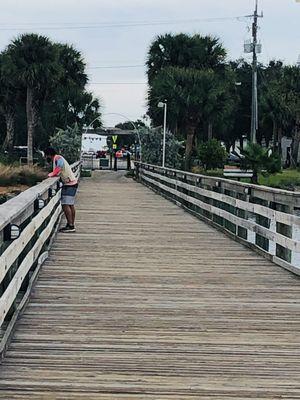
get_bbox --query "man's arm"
[48,157,64,177]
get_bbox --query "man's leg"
[62,204,73,226]
[70,205,76,226]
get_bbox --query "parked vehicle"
[96,150,107,159]
[227,152,242,164]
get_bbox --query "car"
[227,152,242,164]
[96,150,107,159]
[8,146,44,164]
[82,151,96,157]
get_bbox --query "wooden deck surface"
[0,171,300,399]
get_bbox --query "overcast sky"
[1,0,299,126]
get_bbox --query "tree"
[198,139,227,170]
[114,119,146,149]
[0,51,28,152]
[147,33,226,84]
[0,53,18,151]
[240,143,281,184]
[227,60,253,148]
[5,33,62,164]
[149,66,232,170]
[259,61,290,152]
[140,126,183,168]
[281,66,300,166]
[147,33,232,170]
[50,124,81,164]
[41,44,101,133]
[0,35,102,158]
[115,119,146,131]
[147,33,227,132]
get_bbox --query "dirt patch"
[0,185,30,204]
[0,185,30,196]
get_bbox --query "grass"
[191,166,224,177]
[0,164,47,187]
[192,165,300,191]
[259,169,300,191]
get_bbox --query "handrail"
[135,162,300,276]
[135,162,300,200]
[0,161,81,356]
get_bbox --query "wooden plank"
[142,174,300,254]
[0,205,61,327]
[0,171,300,398]
[0,193,61,284]
[0,161,80,232]
[143,169,300,227]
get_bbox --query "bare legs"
[70,205,75,226]
[62,205,76,226]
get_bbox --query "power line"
[87,65,145,69]
[0,15,251,31]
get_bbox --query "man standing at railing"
[44,148,78,233]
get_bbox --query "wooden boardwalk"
[0,171,300,399]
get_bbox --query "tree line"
[0,33,101,164]
[146,33,300,170]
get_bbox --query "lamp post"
[158,101,167,168]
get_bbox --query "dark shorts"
[61,184,78,205]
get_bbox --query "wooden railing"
[135,162,300,276]
[0,161,81,356]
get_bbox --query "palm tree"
[149,67,230,170]
[147,33,226,83]
[281,66,300,167]
[40,44,102,137]
[0,56,16,152]
[240,143,281,184]
[6,33,62,164]
[146,33,230,168]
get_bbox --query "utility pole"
[250,0,263,143]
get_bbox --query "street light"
[158,101,167,168]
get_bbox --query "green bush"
[240,143,281,184]
[197,139,227,170]
[50,124,81,164]
[81,170,92,178]
[140,127,183,168]
[0,152,18,165]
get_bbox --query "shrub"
[0,164,47,186]
[81,170,92,178]
[18,166,47,185]
[140,127,183,168]
[240,143,281,184]
[50,124,81,164]
[0,152,19,165]
[197,139,227,170]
